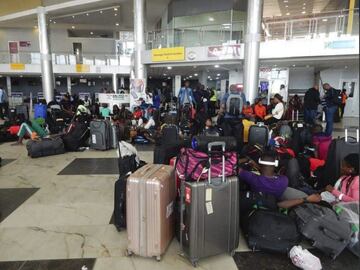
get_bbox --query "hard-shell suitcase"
[180,142,239,267]
[291,203,352,259]
[26,137,65,158]
[90,120,111,150]
[126,164,176,261]
[109,123,119,149]
[248,123,268,147]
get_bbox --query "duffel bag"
[246,209,300,253]
[291,203,352,259]
[26,137,65,158]
[175,147,237,182]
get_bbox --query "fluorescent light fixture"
[286,12,290,15]
[115,13,118,16]
[100,10,103,14]
[285,5,288,8]
[189,76,193,78]
[53,21,56,24]
[224,26,230,29]
[71,26,75,29]
[217,73,220,76]
[214,65,220,68]
[163,74,167,76]
[167,66,172,70]
[209,17,215,22]
[167,77,171,79]
[292,64,296,67]
[322,18,328,22]
[222,23,231,26]
[72,15,75,18]
[302,11,306,14]
[90,31,94,35]
[216,77,219,80]
[86,13,89,16]
[194,73,198,76]
[115,23,119,26]
[114,7,118,11]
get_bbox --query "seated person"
[60,94,74,118]
[133,106,143,120]
[100,103,111,118]
[138,116,155,130]
[112,105,120,121]
[322,154,359,203]
[201,118,220,136]
[242,101,254,118]
[265,94,285,125]
[239,151,322,209]
[12,119,49,145]
[254,99,267,122]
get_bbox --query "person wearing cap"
[264,93,285,125]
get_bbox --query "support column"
[347,0,356,34]
[134,0,146,82]
[199,71,208,88]
[112,73,118,93]
[67,76,72,95]
[243,0,263,104]
[6,76,11,97]
[174,75,181,97]
[37,7,54,103]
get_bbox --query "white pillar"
[134,0,146,81]
[243,0,263,104]
[220,79,227,96]
[120,77,125,88]
[199,71,208,87]
[67,76,71,95]
[174,75,181,97]
[113,73,118,93]
[37,6,54,103]
[6,76,11,97]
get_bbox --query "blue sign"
[325,40,355,49]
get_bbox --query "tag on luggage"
[166,201,174,219]
[92,134,97,144]
[206,188,212,202]
[206,202,214,215]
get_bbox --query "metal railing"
[146,9,359,49]
[0,52,131,66]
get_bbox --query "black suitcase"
[62,121,89,151]
[90,120,111,150]
[15,105,29,120]
[291,203,352,259]
[26,137,65,158]
[248,123,268,147]
[162,125,179,144]
[114,175,128,231]
[246,209,300,253]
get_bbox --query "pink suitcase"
[126,164,176,261]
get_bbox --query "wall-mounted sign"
[208,45,241,58]
[152,47,185,62]
[119,31,134,42]
[325,39,355,49]
[8,41,18,54]
[10,63,25,70]
[187,50,197,61]
[76,64,90,73]
[19,41,31,47]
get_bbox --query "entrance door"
[340,79,358,117]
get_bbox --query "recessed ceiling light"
[72,15,75,18]
[284,0,288,2]
[303,2,306,5]
[90,31,94,35]
[49,19,52,22]
[167,66,172,70]
[292,64,296,67]
[214,65,220,68]
[322,18,328,22]
[115,23,119,26]
[286,12,290,15]
[194,73,198,76]
[100,10,103,14]
[167,77,171,80]
[20,75,23,78]
[208,76,211,79]
[302,11,306,14]
[209,17,215,22]
[99,76,102,78]
[149,76,152,79]
[189,75,193,78]
[302,6,306,9]
[86,13,89,16]
[285,5,288,8]
[274,64,277,67]
[163,74,167,76]
[114,8,118,11]
[71,26,75,29]
[114,13,118,16]
[217,73,220,76]
[53,21,56,24]
[345,66,348,69]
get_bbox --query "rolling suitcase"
[15,105,29,120]
[62,121,89,151]
[26,137,65,158]
[109,123,119,149]
[248,123,268,147]
[90,120,111,150]
[180,142,239,267]
[126,164,176,261]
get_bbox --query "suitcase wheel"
[156,255,161,262]
[191,260,199,268]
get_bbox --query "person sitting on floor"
[239,151,322,209]
[322,154,359,203]
[242,101,254,119]
[11,119,49,146]
[264,94,285,125]
[201,118,220,136]
[254,99,267,122]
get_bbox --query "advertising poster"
[129,79,152,110]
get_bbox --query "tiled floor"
[0,117,358,269]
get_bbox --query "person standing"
[178,81,196,108]
[340,89,348,118]
[304,85,321,125]
[323,83,340,136]
[0,85,8,120]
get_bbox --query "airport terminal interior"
[0,0,359,269]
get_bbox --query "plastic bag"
[289,246,322,270]
[334,202,359,247]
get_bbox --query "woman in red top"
[242,101,254,117]
[254,99,267,122]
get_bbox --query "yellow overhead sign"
[76,64,90,73]
[10,63,25,70]
[152,47,185,62]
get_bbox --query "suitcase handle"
[207,142,226,184]
[344,129,359,143]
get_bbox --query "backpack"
[226,93,243,116]
[332,89,342,106]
